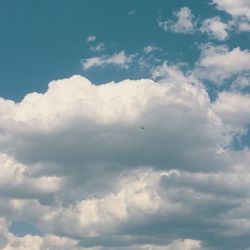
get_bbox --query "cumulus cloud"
[213,0,250,19]
[195,45,250,84]
[0,74,250,249]
[212,92,250,127]
[131,239,202,250]
[200,17,229,40]
[0,217,79,250]
[0,75,229,172]
[0,214,202,250]
[81,51,134,69]
[0,153,62,201]
[238,21,250,31]
[159,7,195,34]
[159,3,250,38]
[212,0,250,33]
[231,74,250,90]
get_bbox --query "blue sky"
[0,1,250,250]
[1,0,249,100]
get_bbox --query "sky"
[0,0,250,249]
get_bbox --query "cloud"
[143,45,161,54]
[212,0,250,33]
[195,45,250,84]
[213,0,250,19]
[238,21,250,31]
[0,153,62,202]
[159,7,195,34]
[90,42,106,52]
[131,239,202,250]
[81,51,134,69]
[0,74,250,249]
[231,74,250,90]
[151,62,193,83]
[212,92,250,127]
[200,17,229,40]
[0,75,229,171]
[0,217,79,250]
[86,35,96,43]
[159,3,249,38]
[0,215,202,250]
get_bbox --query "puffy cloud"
[81,51,134,69]
[213,0,250,19]
[195,45,250,84]
[15,170,164,238]
[0,215,202,250]
[200,17,229,40]
[5,165,250,249]
[159,7,195,34]
[0,75,250,249]
[212,92,250,127]
[143,45,161,54]
[0,153,62,201]
[151,62,194,84]
[0,169,205,249]
[0,75,228,173]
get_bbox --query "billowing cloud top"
[0,73,250,250]
[0,1,250,249]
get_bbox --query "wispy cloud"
[213,0,250,19]
[1,72,250,249]
[159,7,195,34]
[143,45,161,54]
[89,42,106,52]
[86,34,96,42]
[81,51,134,69]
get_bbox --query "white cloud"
[212,92,250,127]
[28,170,165,238]
[143,45,161,54]
[86,35,96,43]
[81,51,134,69]
[238,21,250,31]
[200,17,229,40]
[212,0,250,33]
[0,75,229,172]
[159,7,195,34]
[199,46,250,72]
[151,62,194,83]
[195,45,250,83]
[231,74,250,90]
[1,74,250,249]
[213,0,250,19]
[0,217,79,250]
[0,153,62,200]
[0,216,202,250]
[90,42,105,52]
